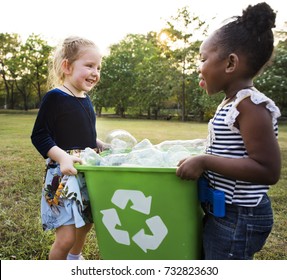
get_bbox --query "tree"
[0,33,51,110]
[133,32,178,119]
[0,33,21,109]
[22,34,52,107]
[159,6,208,121]
[255,37,287,116]
[94,35,143,117]
[94,32,180,119]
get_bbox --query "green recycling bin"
[76,165,203,260]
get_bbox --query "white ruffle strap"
[225,88,281,133]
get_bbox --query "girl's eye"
[198,54,206,63]
[197,59,205,68]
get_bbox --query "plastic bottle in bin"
[198,176,225,217]
[105,129,137,153]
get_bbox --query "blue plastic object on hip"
[198,176,225,217]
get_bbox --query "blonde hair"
[48,36,100,89]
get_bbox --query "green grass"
[0,113,286,260]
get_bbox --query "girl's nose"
[92,68,100,77]
[197,61,202,73]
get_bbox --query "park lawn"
[0,113,286,260]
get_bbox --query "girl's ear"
[61,59,72,74]
[226,53,239,73]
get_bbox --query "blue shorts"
[41,158,93,231]
[202,194,273,260]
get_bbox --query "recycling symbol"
[100,189,168,252]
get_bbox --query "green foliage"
[0,9,287,120]
[158,7,208,121]
[255,39,287,116]
[0,33,51,110]
[94,34,146,117]
[0,33,21,109]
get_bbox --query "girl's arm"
[96,139,110,152]
[176,98,281,185]
[47,146,82,175]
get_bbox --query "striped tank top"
[205,88,281,207]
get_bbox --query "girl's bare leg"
[49,225,76,260]
[69,223,93,255]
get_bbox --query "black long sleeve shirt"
[31,88,97,158]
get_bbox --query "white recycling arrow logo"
[111,189,152,215]
[100,189,168,252]
[132,215,168,253]
[101,208,130,245]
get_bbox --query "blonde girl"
[32,36,105,260]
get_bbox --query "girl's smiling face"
[65,47,102,95]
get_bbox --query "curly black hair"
[215,2,276,77]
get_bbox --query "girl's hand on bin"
[47,146,82,176]
[176,155,205,180]
[60,154,82,176]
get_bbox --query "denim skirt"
[202,194,273,260]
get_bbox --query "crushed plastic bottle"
[164,145,191,167]
[125,147,165,167]
[105,129,137,150]
[155,139,206,154]
[80,147,103,165]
